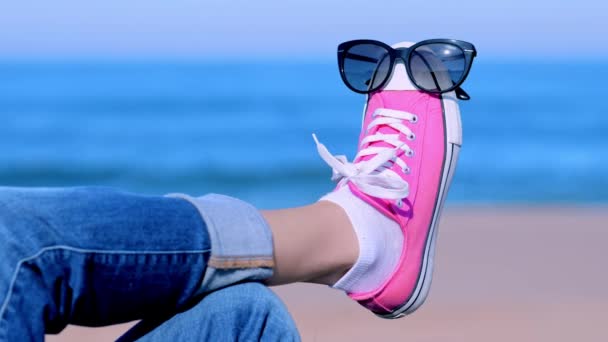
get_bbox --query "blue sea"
[0,60,606,208]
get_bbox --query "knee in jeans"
[194,283,299,340]
[202,282,279,315]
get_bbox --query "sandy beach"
[48,206,608,341]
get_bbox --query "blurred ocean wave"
[0,60,606,207]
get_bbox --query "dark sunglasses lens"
[409,43,466,92]
[343,44,391,93]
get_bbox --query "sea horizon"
[1,59,606,208]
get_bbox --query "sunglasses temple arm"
[455,87,471,101]
[344,52,380,64]
[411,51,442,91]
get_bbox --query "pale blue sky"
[1,0,607,59]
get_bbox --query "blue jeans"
[0,187,300,341]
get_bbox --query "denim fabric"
[166,194,274,294]
[0,187,295,341]
[117,283,300,342]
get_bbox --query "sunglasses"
[338,39,477,100]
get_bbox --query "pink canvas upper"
[345,89,446,314]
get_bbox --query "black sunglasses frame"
[337,39,477,100]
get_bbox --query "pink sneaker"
[314,41,463,318]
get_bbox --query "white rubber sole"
[377,91,462,319]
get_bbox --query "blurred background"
[1,0,607,341]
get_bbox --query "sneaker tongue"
[358,120,401,164]
[355,90,434,165]
[355,96,403,165]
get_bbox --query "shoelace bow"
[313,108,418,200]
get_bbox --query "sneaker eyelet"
[406,150,415,157]
[407,133,416,141]
[410,116,418,123]
[403,166,411,174]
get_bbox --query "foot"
[314,41,462,318]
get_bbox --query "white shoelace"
[313,108,418,200]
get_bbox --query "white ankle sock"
[320,186,403,294]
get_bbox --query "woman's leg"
[0,187,275,341]
[262,201,359,286]
[117,283,300,342]
[0,186,362,340]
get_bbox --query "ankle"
[307,201,359,285]
[262,200,359,286]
